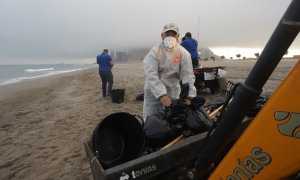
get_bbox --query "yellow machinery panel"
[210,61,300,179]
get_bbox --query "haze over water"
[1,0,299,64]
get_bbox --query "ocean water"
[0,64,96,86]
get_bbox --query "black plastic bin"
[89,112,145,169]
[111,89,125,103]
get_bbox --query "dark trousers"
[99,71,113,97]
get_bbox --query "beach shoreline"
[0,62,146,179]
[0,59,298,179]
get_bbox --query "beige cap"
[162,23,179,34]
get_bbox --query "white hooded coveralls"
[143,42,197,121]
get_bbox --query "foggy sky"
[0,0,299,64]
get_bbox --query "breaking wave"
[25,68,54,72]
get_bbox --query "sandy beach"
[0,59,298,179]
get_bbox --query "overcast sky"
[0,0,299,64]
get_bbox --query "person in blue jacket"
[97,49,114,97]
[180,32,199,68]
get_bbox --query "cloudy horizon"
[0,0,299,64]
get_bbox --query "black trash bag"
[143,112,178,148]
[143,83,212,148]
[190,96,206,108]
[185,107,213,133]
[143,84,189,148]
[184,96,212,133]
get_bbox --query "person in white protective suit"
[143,23,197,121]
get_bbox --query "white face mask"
[163,36,177,50]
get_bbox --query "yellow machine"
[195,1,300,178]
[85,0,300,179]
[210,59,300,180]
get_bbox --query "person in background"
[180,32,199,68]
[143,23,197,121]
[97,49,114,97]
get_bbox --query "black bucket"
[89,112,145,169]
[111,89,125,103]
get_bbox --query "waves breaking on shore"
[0,64,96,86]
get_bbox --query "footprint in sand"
[1,124,12,129]
[15,110,32,117]
[63,153,81,162]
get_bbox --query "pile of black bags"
[89,84,214,168]
[144,84,213,148]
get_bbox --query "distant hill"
[112,48,150,62]
[127,48,150,61]
[199,47,220,60]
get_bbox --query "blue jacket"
[180,38,198,59]
[97,53,112,72]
